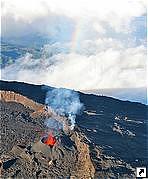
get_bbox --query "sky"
[1,0,147,103]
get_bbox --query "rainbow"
[70,19,84,53]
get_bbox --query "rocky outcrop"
[71,132,95,178]
[0,90,46,113]
[0,91,75,132]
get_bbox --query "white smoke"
[45,117,63,129]
[45,88,83,130]
[44,117,63,135]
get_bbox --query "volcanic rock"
[0,95,95,178]
[0,80,147,178]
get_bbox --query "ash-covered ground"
[0,80,148,178]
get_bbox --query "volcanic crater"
[0,80,147,178]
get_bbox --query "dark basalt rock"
[0,80,147,178]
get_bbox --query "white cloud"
[1,0,147,103]
[1,0,146,37]
[2,0,146,19]
[2,40,146,90]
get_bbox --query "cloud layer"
[1,0,147,103]
[2,42,146,90]
[2,0,146,39]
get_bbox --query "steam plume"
[45,88,83,130]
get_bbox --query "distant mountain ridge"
[0,80,146,106]
[82,87,147,104]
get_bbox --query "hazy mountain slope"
[82,87,147,104]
